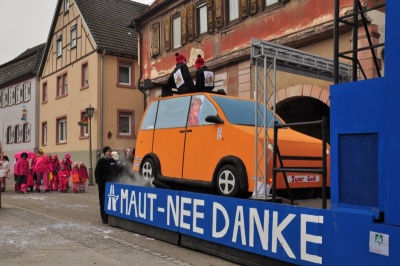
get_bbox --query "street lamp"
[86,104,95,186]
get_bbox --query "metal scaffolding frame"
[250,38,352,200]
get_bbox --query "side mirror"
[205,115,224,124]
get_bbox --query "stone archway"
[275,85,330,143]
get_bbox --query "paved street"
[0,182,238,266]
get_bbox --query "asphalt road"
[0,182,238,266]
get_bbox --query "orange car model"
[133,93,329,198]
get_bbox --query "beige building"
[38,0,148,169]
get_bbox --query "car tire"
[217,164,241,197]
[140,158,156,181]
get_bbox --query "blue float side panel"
[330,78,384,213]
[382,0,400,226]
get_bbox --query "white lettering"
[249,208,269,250]
[180,197,192,230]
[138,192,146,219]
[193,199,205,234]
[167,195,179,226]
[212,202,229,238]
[301,214,323,264]
[272,212,296,259]
[232,206,246,245]
[147,193,157,221]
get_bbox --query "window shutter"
[187,4,194,42]
[3,90,8,106]
[24,82,31,101]
[215,0,223,29]
[164,16,171,51]
[0,91,2,107]
[249,0,257,15]
[16,86,21,103]
[151,23,160,57]
[240,0,248,19]
[26,123,31,142]
[18,124,23,142]
[207,0,214,33]
[181,8,187,45]
[9,88,15,105]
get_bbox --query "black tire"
[140,158,156,181]
[216,164,241,197]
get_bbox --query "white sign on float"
[106,184,325,265]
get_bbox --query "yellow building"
[38,0,148,173]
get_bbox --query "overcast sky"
[0,0,154,65]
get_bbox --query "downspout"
[134,19,147,110]
[100,49,106,153]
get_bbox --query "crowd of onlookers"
[0,147,135,195]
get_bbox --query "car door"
[152,96,191,179]
[182,95,223,181]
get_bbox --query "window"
[57,73,68,97]
[42,82,48,103]
[0,90,2,108]
[80,111,89,138]
[8,87,15,105]
[266,0,279,7]
[197,3,208,35]
[56,36,62,57]
[172,15,181,49]
[64,0,69,13]
[7,126,14,144]
[23,82,31,101]
[23,123,31,142]
[156,97,191,129]
[82,62,88,88]
[71,25,77,48]
[2,89,8,107]
[42,122,47,146]
[15,85,23,104]
[118,60,134,87]
[228,0,239,22]
[57,117,67,144]
[118,110,135,137]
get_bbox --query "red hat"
[175,53,186,64]
[195,54,204,69]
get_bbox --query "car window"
[211,95,283,126]
[155,96,191,129]
[187,95,217,127]
[141,101,159,130]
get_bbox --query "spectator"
[121,148,134,178]
[95,146,121,224]
[0,155,10,192]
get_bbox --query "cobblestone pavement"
[0,182,237,266]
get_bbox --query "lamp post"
[86,104,95,186]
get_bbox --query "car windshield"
[211,95,283,126]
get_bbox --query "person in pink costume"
[78,162,89,192]
[33,149,52,193]
[14,152,30,194]
[58,164,69,193]
[71,162,80,193]
[61,154,73,190]
[50,154,60,191]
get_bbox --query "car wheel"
[140,158,155,181]
[217,165,241,197]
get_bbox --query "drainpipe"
[100,49,106,153]
[134,19,147,110]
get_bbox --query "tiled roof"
[0,43,45,88]
[75,0,148,57]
